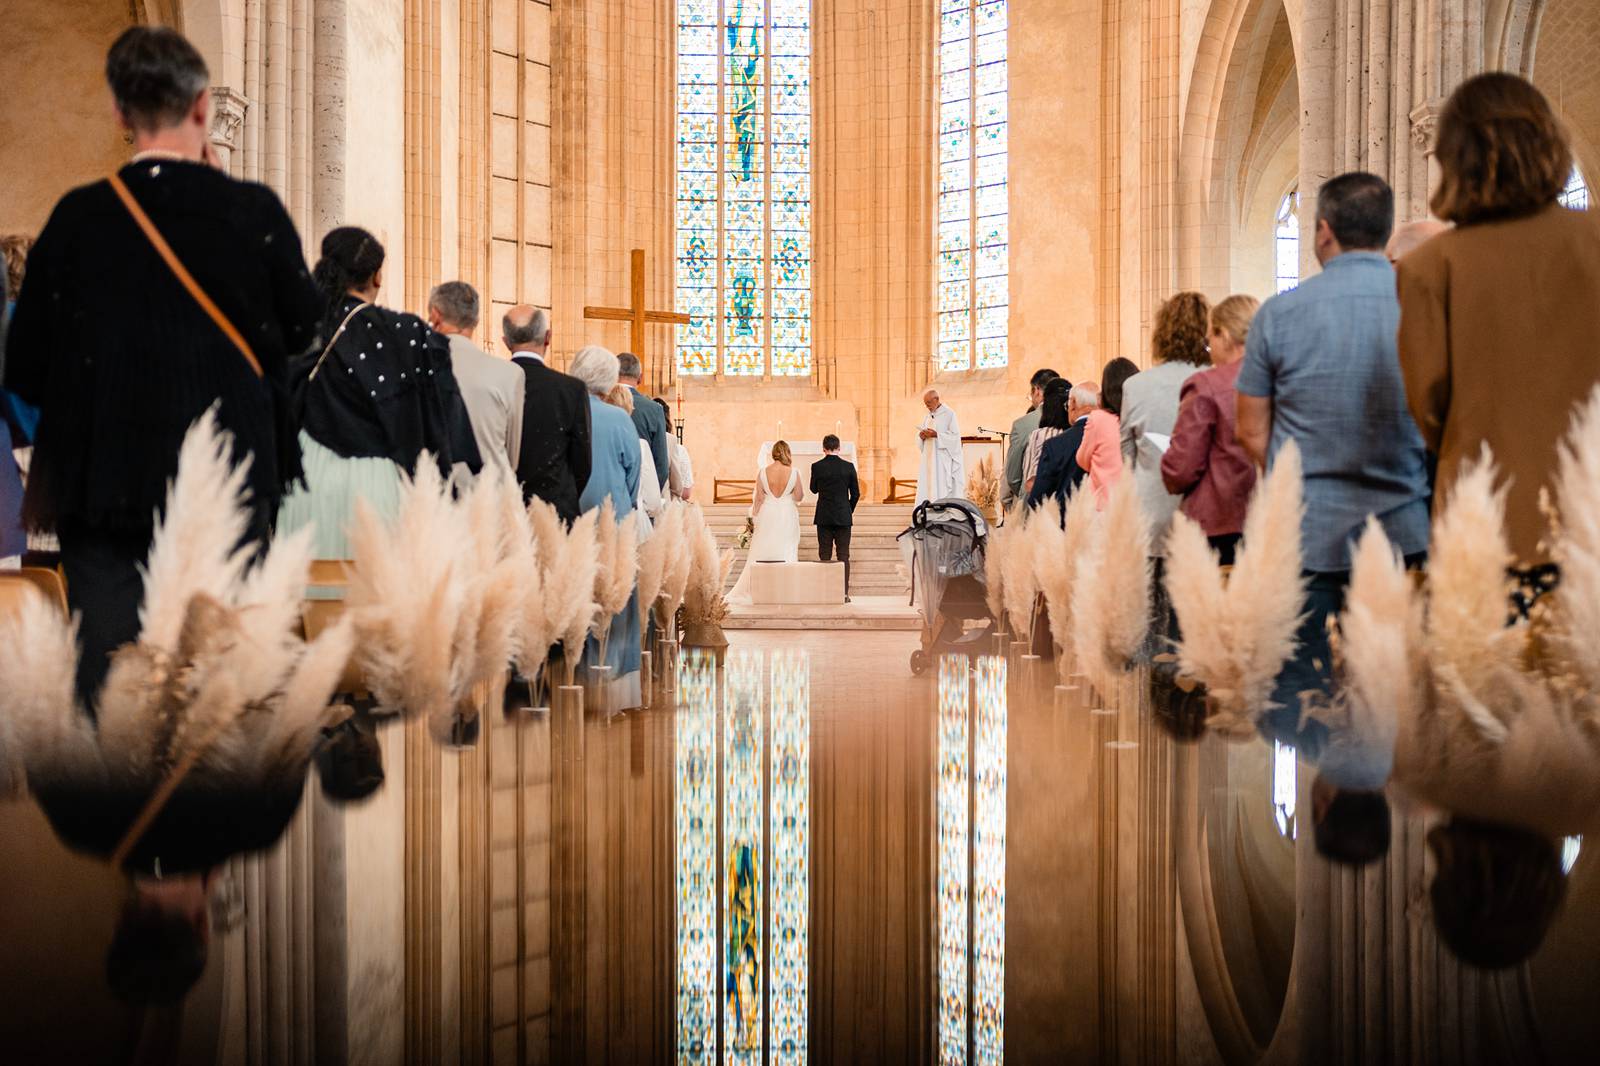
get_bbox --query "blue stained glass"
[771,318,810,345]
[772,288,810,318]
[937,2,1006,372]
[769,651,810,1058]
[676,0,811,379]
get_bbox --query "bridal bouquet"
[736,517,754,550]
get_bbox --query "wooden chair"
[0,565,69,618]
[301,559,370,699]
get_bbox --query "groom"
[810,435,860,603]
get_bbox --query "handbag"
[107,171,262,378]
[288,300,370,419]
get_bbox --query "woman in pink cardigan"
[1076,357,1139,508]
[1159,294,1260,564]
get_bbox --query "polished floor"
[2,629,1597,1064]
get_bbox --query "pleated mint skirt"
[277,432,405,593]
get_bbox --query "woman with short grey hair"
[569,344,621,399]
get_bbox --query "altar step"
[723,594,923,631]
[699,503,915,598]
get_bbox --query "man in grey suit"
[618,351,669,490]
[1003,367,1059,507]
[428,281,525,471]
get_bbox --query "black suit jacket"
[809,454,860,527]
[1026,417,1089,514]
[511,355,591,523]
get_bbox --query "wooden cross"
[583,249,691,390]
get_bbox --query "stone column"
[209,85,250,177]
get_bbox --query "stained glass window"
[937,1,1008,372]
[675,653,718,1063]
[676,0,813,378]
[971,656,1007,1065]
[1560,166,1589,211]
[936,656,971,1065]
[675,649,811,1065]
[1274,188,1300,294]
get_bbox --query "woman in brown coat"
[1396,72,1600,566]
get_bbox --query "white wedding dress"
[727,465,802,605]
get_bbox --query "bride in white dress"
[727,441,804,604]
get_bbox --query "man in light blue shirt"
[1236,172,1431,744]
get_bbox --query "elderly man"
[1386,218,1450,263]
[915,388,965,503]
[428,281,524,471]
[1236,172,1430,745]
[502,306,590,523]
[1026,382,1095,512]
[1003,367,1059,506]
[617,351,669,490]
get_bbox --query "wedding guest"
[1160,294,1260,565]
[278,226,481,560]
[1122,292,1210,551]
[502,306,590,523]
[3,26,323,704]
[603,383,662,537]
[618,351,670,491]
[1237,171,1430,726]
[656,398,695,501]
[569,345,643,708]
[1077,358,1138,508]
[427,280,524,471]
[1385,219,1449,264]
[1398,72,1600,567]
[1021,375,1073,497]
[0,264,23,569]
[1004,367,1059,507]
[1027,382,1095,514]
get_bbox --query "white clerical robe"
[916,404,965,503]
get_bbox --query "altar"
[756,440,857,502]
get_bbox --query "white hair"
[1069,384,1099,408]
[569,345,620,396]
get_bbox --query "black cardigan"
[4,158,323,533]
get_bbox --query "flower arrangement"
[967,454,1000,514]
[736,516,754,551]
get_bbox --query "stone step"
[723,595,923,631]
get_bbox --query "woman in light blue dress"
[568,345,642,710]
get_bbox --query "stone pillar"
[209,85,250,177]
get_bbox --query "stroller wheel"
[910,649,930,675]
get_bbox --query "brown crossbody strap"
[108,171,264,379]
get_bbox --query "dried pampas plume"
[998,503,1038,641]
[1547,385,1600,700]
[637,500,678,629]
[1333,518,1418,764]
[552,509,601,683]
[682,504,732,626]
[983,512,1007,629]
[1071,476,1150,691]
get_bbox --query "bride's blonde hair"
[771,440,792,465]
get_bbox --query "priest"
[915,388,965,503]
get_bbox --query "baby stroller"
[897,498,997,674]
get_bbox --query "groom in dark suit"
[809,435,861,602]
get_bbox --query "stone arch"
[1176,0,1300,301]
[1529,0,1600,191]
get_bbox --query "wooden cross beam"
[583,249,691,388]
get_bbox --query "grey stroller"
[896,499,997,674]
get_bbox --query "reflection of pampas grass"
[1548,386,1600,700]
[1072,476,1151,690]
[1167,440,1307,735]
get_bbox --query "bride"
[727,440,804,604]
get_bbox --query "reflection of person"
[1427,818,1568,970]
[1398,72,1600,568]
[1236,172,1430,724]
[810,434,860,601]
[503,306,591,524]
[915,389,964,502]
[106,872,214,1005]
[1310,775,1391,868]
[1004,368,1058,506]
[4,27,323,705]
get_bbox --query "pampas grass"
[637,500,678,634]
[659,502,695,637]
[967,453,1000,515]
[0,409,352,814]
[1166,440,1308,736]
[552,509,601,685]
[983,512,1007,631]
[682,504,733,627]
[1546,385,1600,700]
[590,499,640,668]
[997,503,1038,643]
[1070,475,1151,692]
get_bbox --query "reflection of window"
[675,649,811,1063]
[1271,740,1297,839]
[1274,189,1300,294]
[675,0,813,378]
[936,1,1009,373]
[1560,166,1589,211]
[1562,835,1582,875]
[937,655,1007,1065]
